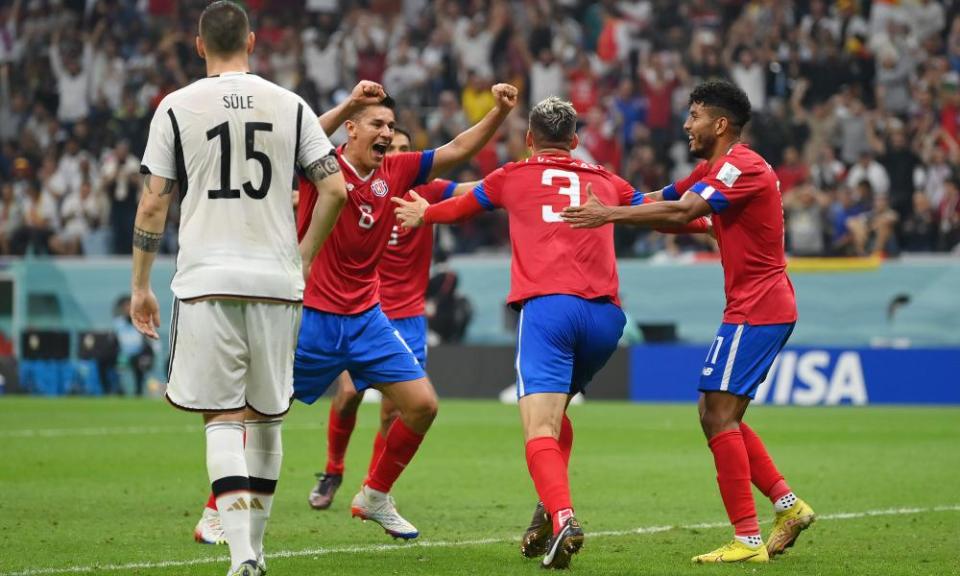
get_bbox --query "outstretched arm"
[130,174,177,339]
[48,28,65,79]
[562,184,712,229]
[393,189,486,228]
[428,83,518,179]
[451,180,480,197]
[317,81,386,135]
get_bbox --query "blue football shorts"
[293,305,426,404]
[699,322,795,398]
[514,294,626,398]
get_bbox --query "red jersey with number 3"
[296,146,435,314]
[379,179,456,319]
[670,143,797,325]
[473,153,644,305]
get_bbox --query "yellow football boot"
[767,498,816,556]
[692,539,769,563]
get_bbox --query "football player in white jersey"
[129,3,348,575]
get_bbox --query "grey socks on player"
[206,420,256,569]
[244,418,283,558]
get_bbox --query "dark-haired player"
[307,127,477,511]
[394,96,709,569]
[133,2,346,575]
[295,81,518,540]
[562,79,815,563]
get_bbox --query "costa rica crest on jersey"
[371,178,389,197]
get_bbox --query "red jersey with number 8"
[296,145,435,314]
[472,153,644,306]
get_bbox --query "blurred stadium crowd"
[1,0,960,258]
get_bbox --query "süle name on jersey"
[223,94,254,110]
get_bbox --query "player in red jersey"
[563,79,815,563]
[294,81,519,539]
[394,96,709,569]
[307,127,476,511]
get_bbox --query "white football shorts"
[166,299,301,416]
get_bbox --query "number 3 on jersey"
[542,169,580,223]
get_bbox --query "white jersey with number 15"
[141,72,332,302]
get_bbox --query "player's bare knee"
[380,408,400,433]
[404,397,438,431]
[700,410,739,439]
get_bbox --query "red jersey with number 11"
[473,153,644,306]
[668,143,797,325]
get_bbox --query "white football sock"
[206,420,255,569]
[735,534,763,547]
[774,492,798,513]
[244,418,283,558]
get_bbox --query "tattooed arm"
[130,173,177,339]
[298,153,347,279]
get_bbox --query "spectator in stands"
[461,69,495,125]
[809,146,847,191]
[528,48,565,110]
[847,150,891,198]
[848,193,899,256]
[0,0,956,260]
[0,181,21,255]
[901,192,939,252]
[1,64,29,144]
[50,179,104,256]
[100,140,140,255]
[567,53,599,115]
[874,122,925,224]
[777,146,810,195]
[785,182,829,256]
[828,185,866,255]
[834,92,872,164]
[875,47,913,116]
[453,12,492,80]
[51,138,95,202]
[383,37,427,105]
[921,128,959,207]
[303,28,343,103]
[48,23,102,126]
[426,90,468,148]
[939,178,960,251]
[10,179,56,256]
[612,77,646,150]
[728,44,766,111]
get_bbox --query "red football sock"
[708,429,759,536]
[366,419,425,493]
[525,436,573,535]
[739,422,791,502]
[325,407,357,476]
[558,414,573,467]
[366,430,388,481]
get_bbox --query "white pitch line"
[0,423,325,439]
[2,504,957,576]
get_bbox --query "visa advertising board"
[630,346,960,405]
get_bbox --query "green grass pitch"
[1,397,958,576]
